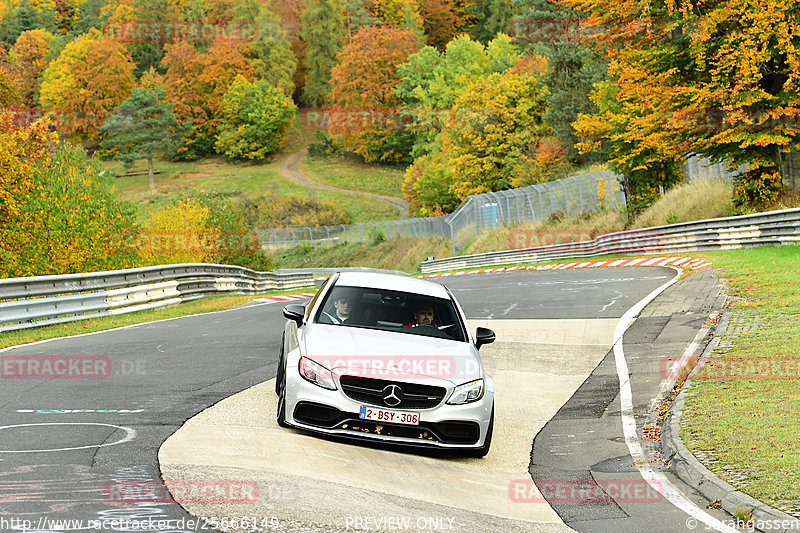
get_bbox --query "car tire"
[275,333,285,395]
[465,406,493,458]
[276,385,290,428]
[275,333,291,428]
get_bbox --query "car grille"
[339,375,447,409]
[336,419,480,445]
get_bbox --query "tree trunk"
[148,157,155,190]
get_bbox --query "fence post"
[446,218,456,256]
[342,225,347,242]
[307,227,313,246]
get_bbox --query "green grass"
[107,156,400,224]
[310,189,399,223]
[0,289,316,351]
[107,109,406,225]
[301,154,406,199]
[681,245,800,514]
[107,157,304,223]
[632,178,733,229]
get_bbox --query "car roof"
[333,272,450,299]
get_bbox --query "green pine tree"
[1,0,41,46]
[101,87,189,189]
[468,0,512,44]
[511,0,607,163]
[300,0,348,107]
[248,9,297,96]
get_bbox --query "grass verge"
[681,245,800,516]
[301,154,406,199]
[0,289,315,351]
[272,238,452,274]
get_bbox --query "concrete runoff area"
[159,318,620,532]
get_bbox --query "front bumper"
[284,367,494,450]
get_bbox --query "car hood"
[302,324,483,384]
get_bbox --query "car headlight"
[447,378,484,405]
[298,357,337,390]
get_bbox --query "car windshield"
[314,285,467,342]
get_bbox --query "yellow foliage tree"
[39,28,135,143]
[137,198,216,265]
[0,112,140,277]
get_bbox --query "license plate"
[359,406,419,426]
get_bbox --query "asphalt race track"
[0,267,736,532]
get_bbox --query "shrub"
[215,76,297,160]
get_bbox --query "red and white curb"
[419,256,713,278]
[252,292,315,303]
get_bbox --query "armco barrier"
[420,207,800,273]
[0,264,314,333]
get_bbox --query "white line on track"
[612,267,738,533]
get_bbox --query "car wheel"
[466,406,493,458]
[275,333,285,395]
[276,384,290,428]
[275,333,290,428]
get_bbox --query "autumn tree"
[445,62,550,198]
[101,87,189,189]
[8,28,52,105]
[402,150,460,215]
[566,0,800,209]
[511,0,606,163]
[248,7,297,96]
[329,26,422,162]
[215,76,297,160]
[420,0,458,50]
[160,38,255,159]
[395,33,520,157]
[0,50,21,105]
[39,29,136,143]
[300,0,348,107]
[0,113,139,277]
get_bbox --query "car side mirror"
[475,327,495,349]
[283,304,306,326]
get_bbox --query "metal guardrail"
[0,264,315,333]
[419,208,800,273]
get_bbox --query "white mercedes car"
[275,272,496,456]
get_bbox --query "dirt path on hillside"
[278,148,410,220]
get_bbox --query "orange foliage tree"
[39,29,135,144]
[566,0,800,210]
[160,38,255,159]
[8,28,52,105]
[328,25,421,163]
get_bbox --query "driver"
[404,303,436,328]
